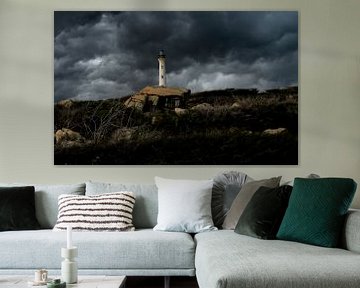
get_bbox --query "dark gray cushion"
[0,186,40,231]
[223,176,281,230]
[0,183,86,228]
[235,185,292,239]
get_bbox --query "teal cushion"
[277,178,357,247]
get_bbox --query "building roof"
[139,86,190,97]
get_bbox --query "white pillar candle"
[67,225,72,248]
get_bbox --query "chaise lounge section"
[195,214,360,288]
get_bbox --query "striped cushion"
[53,192,136,232]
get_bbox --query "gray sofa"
[0,181,360,288]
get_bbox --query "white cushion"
[53,192,135,231]
[153,177,217,233]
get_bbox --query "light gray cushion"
[222,177,281,230]
[0,229,195,271]
[0,183,85,228]
[341,209,360,253]
[195,230,360,288]
[85,181,158,229]
[154,177,217,233]
[212,171,252,228]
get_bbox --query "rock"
[231,102,241,109]
[57,99,74,109]
[174,108,188,116]
[111,128,134,142]
[191,103,213,111]
[262,128,288,135]
[55,128,85,144]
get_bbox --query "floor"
[126,276,199,288]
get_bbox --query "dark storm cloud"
[54,11,298,101]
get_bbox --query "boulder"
[55,128,85,144]
[231,102,241,109]
[262,128,288,135]
[56,99,74,109]
[191,103,213,111]
[175,108,188,117]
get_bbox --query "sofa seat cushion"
[195,230,360,288]
[0,229,195,271]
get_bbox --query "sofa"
[0,176,359,288]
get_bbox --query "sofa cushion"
[53,192,136,232]
[212,171,251,228]
[234,185,292,239]
[86,182,158,229]
[277,178,357,247]
[342,209,360,253]
[222,176,281,229]
[0,229,195,272]
[195,230,360,288]
[0,186,40,231]
[153,177,216,233]
[0,183,86,229]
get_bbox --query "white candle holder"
[61,247,78,284]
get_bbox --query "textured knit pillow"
[53,192,136,231]
[212,171,252,228]
[222,176,281,229]
[0,186,41,231]
[86,181,158,229]
[277,178,357,247]
[154,177,217,233]
[235,185,292,239]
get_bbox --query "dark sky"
[54,11,298,102]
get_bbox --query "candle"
[67,225,72,248]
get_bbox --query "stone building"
[124,50,190,112]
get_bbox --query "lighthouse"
[158,50,166,87]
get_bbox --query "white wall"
[0,0,359,208]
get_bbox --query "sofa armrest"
[342,209,360,253]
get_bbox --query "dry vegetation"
[54,87,298,165]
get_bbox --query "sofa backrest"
[86,181,158,229]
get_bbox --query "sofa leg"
[164,276,170,288]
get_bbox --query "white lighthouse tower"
[158,50,166,87]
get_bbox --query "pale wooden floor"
[126,276,199,288]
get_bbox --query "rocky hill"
[54,87,298,165]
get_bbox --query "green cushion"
[0,186,41,231]
[235,185,292,239]
[277,178,357,247]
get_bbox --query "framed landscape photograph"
[54,11,298,165]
